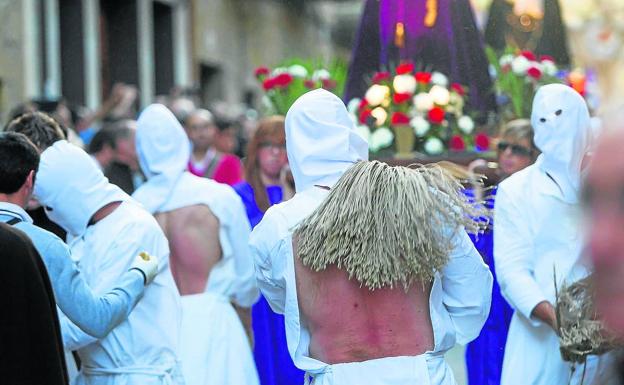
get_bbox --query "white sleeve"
[227,195,259,307]
[494,185,547,325]
[441,230,493,345]
[249,211,287,314]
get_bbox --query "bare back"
[294,238,434,364]
[155,204,221,295]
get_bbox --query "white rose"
[457,115,475,134]
[288,64,308,78]
[413,92,434,111]
[365,85,390,106]
[429,85,451,106]
[370,127,394,152]
[355,124,371,143]
[272,67,288,76]
[411,116,430,137]
[347,98,361,115]
[393,74,417,94]
[541,60,557,76]
[312,69,331,81]
[500,54,514,67]
[431,71,449,87]
[511,56,530,75]
[424,137,444,155]
[371,107,388,127]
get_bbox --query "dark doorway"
[99,0,139,99]
[59,0,85,105]
[153,2,174,96]
[199,63,223,105]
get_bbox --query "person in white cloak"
[494,84,610,385]
[132,104,259,385]
[249,89,493,385]
[33,140,183,385]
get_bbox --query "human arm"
[441,229,494,344]
[42,236,146,339]
[493,185,549,326]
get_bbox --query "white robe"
[495,163,609,385]
[250,187,493,385]
[60,201,183,385]
[133,104,259,385]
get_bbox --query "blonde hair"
[295,160,489,291]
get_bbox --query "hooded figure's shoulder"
[498,163,538,198]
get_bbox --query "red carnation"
[428,106,445,124]
[521,50,536,61]
[372,71,391,84]
[396,62,415,75]
[415,72,432,84]
[359,109,372,124]
[304,79,317,89]
[391,111,410,125]
[393,92,411,104]
[540,55,555,63]
[322,79,337,90]
[527,66,542,80]
[451,83,465,96]
[273,73,294,88]
[358,98,369,111]
[449,135,466,152]
[475,133,490,151]
[254,66,270,78]
[262,77,276,90]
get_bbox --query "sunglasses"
[497,141,533,157]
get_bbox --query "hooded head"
[531,84,592,203]
[285,89,369,192]
[132,104,191,213]
[34,140,128,237]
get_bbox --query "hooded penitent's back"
[285,89,369,192]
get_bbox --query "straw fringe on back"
[294,160,490,291]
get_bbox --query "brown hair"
[244,116,286,212]
[5,112,66,151]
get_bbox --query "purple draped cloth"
[345,0,496,121]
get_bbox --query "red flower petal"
[359,109,372,124]
[521,50,536,61]
[451,83,465,96]
[475,133,490,151]
[393,92,411,104]
[358,99,369,111]
[415,72,432,84]
[322,79,337,90]
[372,71,391,84]
[262,78,276,90]
[273,73,294,88]
[304,80,317,89]
[449,135,466,152]
[428,107,445,124]
[254,66,270,78]
[527,66,542,80]
[391,111,410,125]
[540,55,555,63]
[396,62,415,75]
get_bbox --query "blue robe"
[465,187,514,385]
[233,182,305,385]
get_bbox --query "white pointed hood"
[133,104,191,213]
[531,84,592,203]
[34,140,129,237]
[285,89,369,192]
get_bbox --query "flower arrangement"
[486,46,562,120]
[254,59,347,116]
[348,61,490,156]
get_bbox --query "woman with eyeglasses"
[233,117,302,385]
[465,119,538,385]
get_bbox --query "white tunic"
[494,163,607,385]
[250,187,493,385]
[59,201,183,385]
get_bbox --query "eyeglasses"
[259,142,286,151]
[497,141,533,157]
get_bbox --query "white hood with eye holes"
[33,140,129,237]
[285,89,369,193]
[531,84,592,203]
